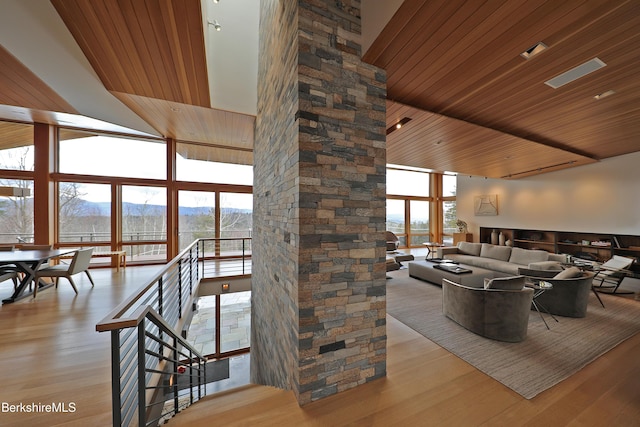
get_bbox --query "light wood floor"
[1,266,639,427]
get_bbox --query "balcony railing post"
[158,277,163,318]
[110,330,122,427]
[172,335,179,414]
[137,320,147,427]
[178,259,183,319]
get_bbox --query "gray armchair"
[518,268,596,317]
[442,277,533,342]
[386,231,400,251]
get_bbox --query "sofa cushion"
[548,253,567,263]
[528,260,563,271]
[458,241,482,256]
[553,266,582,279]
[484,275,526,290]
[508,247,549,265]
[480,243,512,262]
[446,254,520,275]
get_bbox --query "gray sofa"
[442,276,534,342]
[438,242,566,277]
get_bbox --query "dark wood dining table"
[1,248,77,304]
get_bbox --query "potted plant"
[456,219,468,233]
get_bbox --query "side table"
[526,280,559,330]
[422,242,446,259]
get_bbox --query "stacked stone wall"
[253,0,387,405]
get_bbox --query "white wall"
[457,151,640,239]
[361,0,404,54]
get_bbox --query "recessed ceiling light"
[386,117,411,135]
[520,42,548,59]
[594,90,615,100]
[545,58,606,89]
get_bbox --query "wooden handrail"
[96,243,198,332]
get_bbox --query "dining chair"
[0,245,18,290]
[13,244,55,291]
[34,248,95,296]
[0,269,18,290]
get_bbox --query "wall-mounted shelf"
[479,227,640,263]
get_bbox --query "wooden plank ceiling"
[366,0,640,178]
[0,44,78,119]
[49,0,254,164]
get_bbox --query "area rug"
[386,269,640,399]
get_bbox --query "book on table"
[434,263,472,274]
[427,258,459,264]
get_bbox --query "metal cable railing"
[199,237,252,277]
[97,243,203,426]
[96,237,252,426]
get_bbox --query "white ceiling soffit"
[361,0,404,55]
[0,0,160,137]
[202,0,259,115]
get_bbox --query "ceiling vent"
[545,58,606,89]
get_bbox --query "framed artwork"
[474,194,498,216]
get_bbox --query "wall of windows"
[58,182,111,243]
[441,174,457,245]
[59,130,166,179]
[0,178,34,244]
[0,122,34,244]
[0,122,34,171]
[0,120,253,266]
[386,166,456,248]
[122,185,167,262]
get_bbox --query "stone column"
[252,0,387,405]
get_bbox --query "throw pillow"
[528,261,563,271]
[458,242,482,256]
[484,275,526,290]
[509,247,549,265]
[480,243,512,261]
[553,267,582,279]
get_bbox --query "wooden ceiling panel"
[368,0,639,177]
[386,101,596,179]
[112,91,254,164]
[176,142,253,166]
[0,45,78,115]
[51,0,210,107]
[0,121,33,150]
